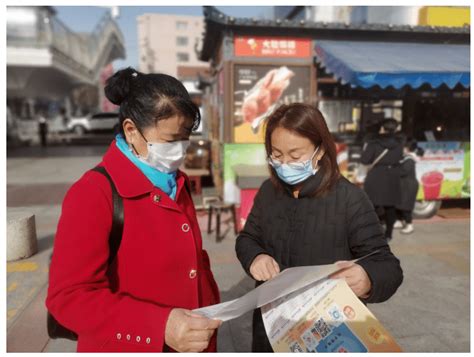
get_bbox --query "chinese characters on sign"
[234,36,312,58]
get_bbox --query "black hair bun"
[104,67,140,105]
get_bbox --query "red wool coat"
[46,142,220,352]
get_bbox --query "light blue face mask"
[268,147,320,185]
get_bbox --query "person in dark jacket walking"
[37,111,48,147]
[395,140,424,234]
[361,118,404,241]
[235,103,403,352]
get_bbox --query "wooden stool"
[207,200,238,242]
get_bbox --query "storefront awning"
[314,41,470,89]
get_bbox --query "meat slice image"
[240,66,294,133]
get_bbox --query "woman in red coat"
[46,67,221,352]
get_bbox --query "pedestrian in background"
[46,67,221,352]
[37,110,48,147]
[361,118,404,242]
[235,103,403,352]
[395,140,424,234]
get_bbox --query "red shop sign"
[234,36,312,58]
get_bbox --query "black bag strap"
[368,148,389,170]
[183,179,192,198]
[90,166,124,265]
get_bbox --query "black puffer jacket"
[361,133,404,207]
[235,170,403,352]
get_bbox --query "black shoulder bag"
[47,166,124,341]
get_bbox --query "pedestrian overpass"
[7,6,126,100]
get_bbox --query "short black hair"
[381,118,398,134]
[406,139,425,157]
[104,67,200,135]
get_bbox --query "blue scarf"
[115,134,177,200]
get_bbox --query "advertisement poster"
[233,64,312,143]
[262,279,402,353]
[234,36,312,58]
[462,142,470,198]
[416,141,470,200]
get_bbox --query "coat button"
[117,333,122,340]
[153,194,161,203]
[136,336,141,342]
[146,337,151,344]
[182,223,190,232]
[126,334,131,341]
[189,269,197,279]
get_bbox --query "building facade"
[137,13,209,77]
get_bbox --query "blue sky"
[55,6,274,70]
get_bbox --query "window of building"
[176,21,188,30]
[177,52,189,63]
[176,36,188,46]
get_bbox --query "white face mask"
[134,126,190,173]
[141,140,190,173]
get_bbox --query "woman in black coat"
[361,119,404,241]
[235,103,403,352]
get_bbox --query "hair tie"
[132,72,138,77]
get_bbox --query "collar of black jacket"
[282,167,325,198]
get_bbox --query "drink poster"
[416,142,469,200]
